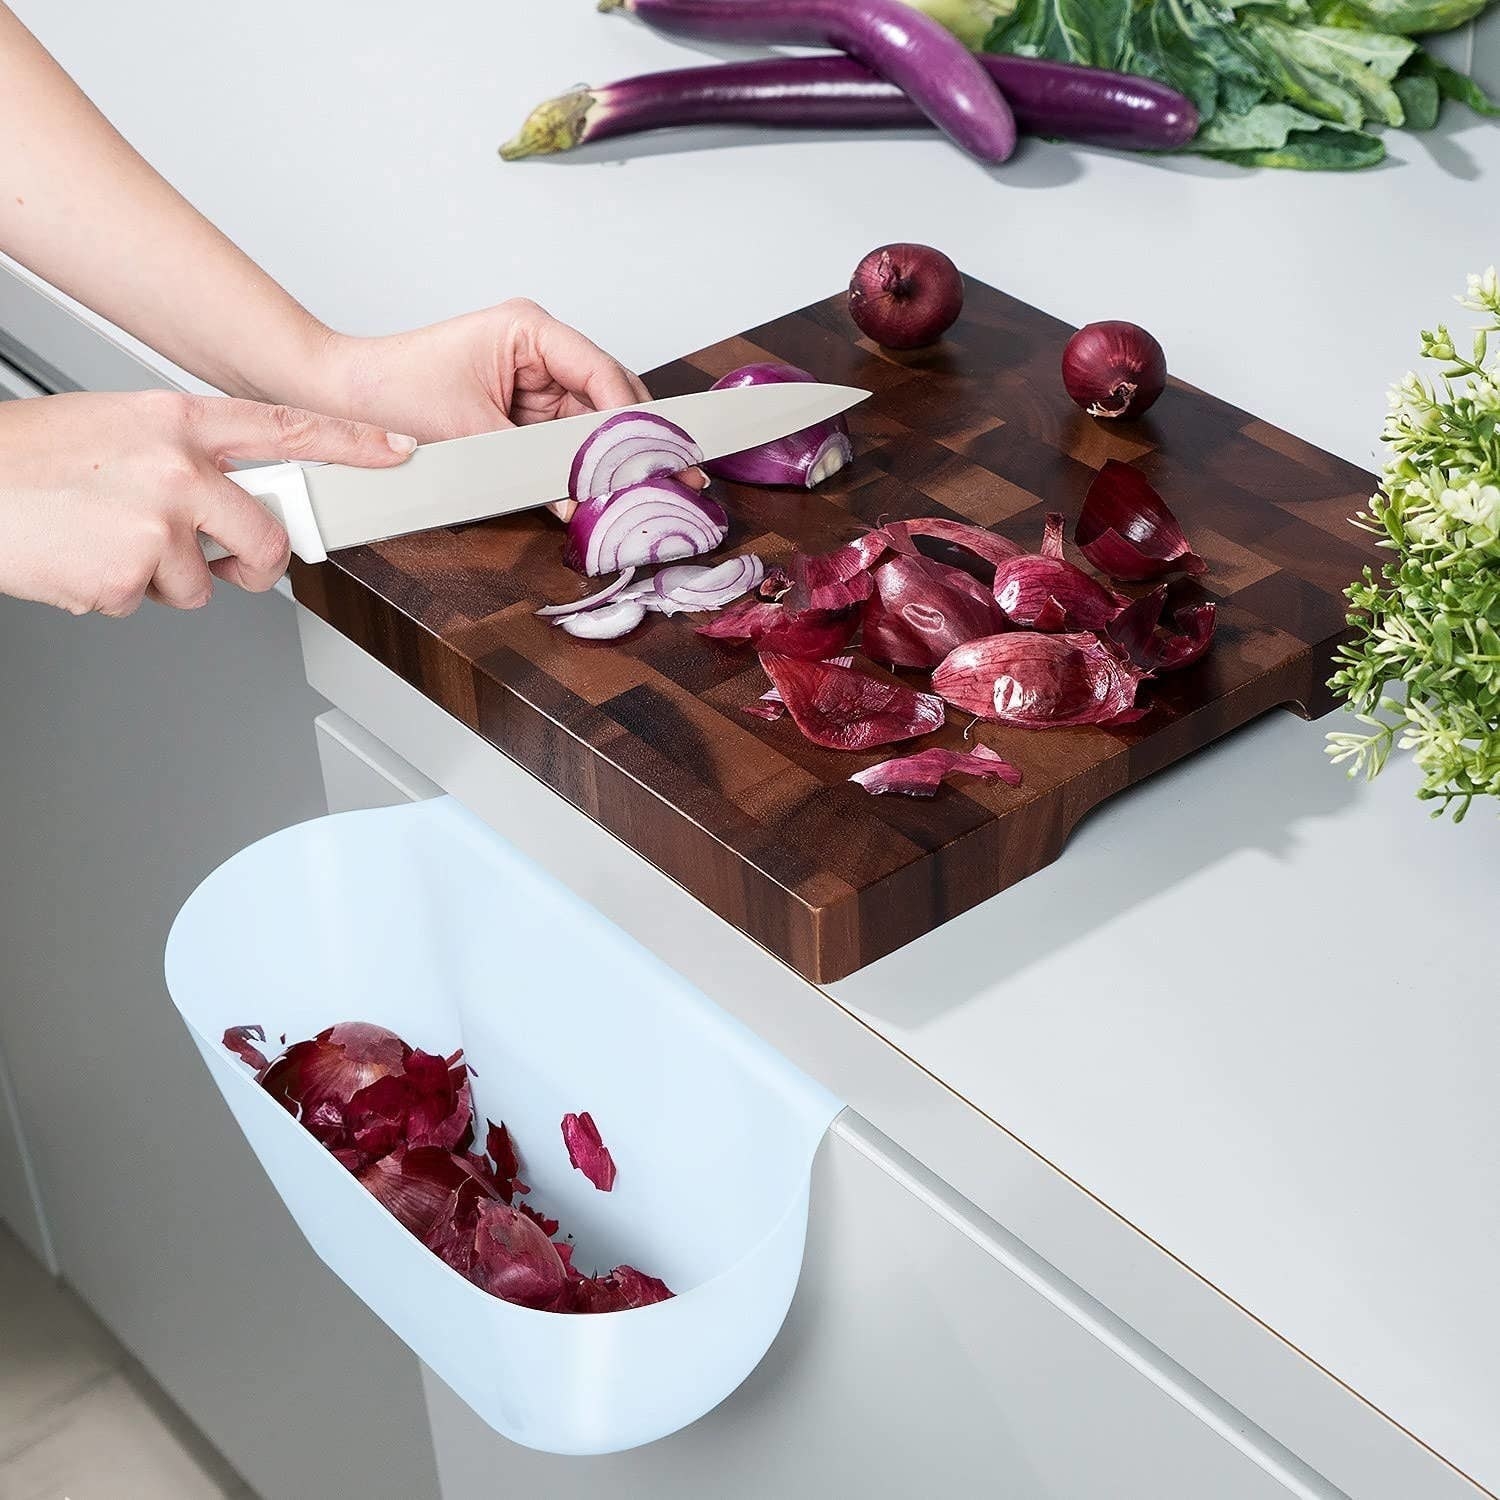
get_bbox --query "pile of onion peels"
[537,346,1217,798]
[223,1022,671,1314]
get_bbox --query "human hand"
[0,389,416,616]
[304,300,653,519]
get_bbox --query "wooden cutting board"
[291,276,1379,983]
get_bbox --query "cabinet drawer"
[424,1121,1332,1499]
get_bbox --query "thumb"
[192,396,418,468]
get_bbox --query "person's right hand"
[0,389,417,616]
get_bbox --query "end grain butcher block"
[292,277,1378,984]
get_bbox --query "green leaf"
[1193,100,1355,149]
[1241,17,1416,126]
[1394,71,1441,130]
[1196,127,1388,168]
[1309,0,1487,32]
[982,0,1131,66]
[1407,50,1500,117]
[894,0,1014,50]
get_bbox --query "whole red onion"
[848,243,964,350]
[1061,321,1167,420]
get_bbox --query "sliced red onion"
[558,598,648,640]
[759,654,945,751]
[704,364,855,490]
[564,477,728,577]
[850,744,1023,798]
[536,567,638,619]
[862,554,1006,669]
[568,411,703,501]
[561,1111,617,1192]
[1077,461,1207,581]
[651,554,764,614]
[933,632,1147,729]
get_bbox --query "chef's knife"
[211,382,869,564]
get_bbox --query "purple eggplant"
[598,0,1016,164]
[502,53,1199,161]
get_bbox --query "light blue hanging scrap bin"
[164,796,842,1456]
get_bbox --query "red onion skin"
[850,744,1022,797]
[760,654,945,751]
[849,244,964,351]
[933,632,1146,728]
[561,1111,617,1192]
[499,55,1198,161]
[862,554,1006,669]
[1062,322,1167,420]
[601,0,1017,163]
[1077,460,1207,581]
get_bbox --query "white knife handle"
[199,464,327,566]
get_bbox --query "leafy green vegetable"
[1407,49,1500,116]
[1393,70,1441,129]
[982,0,1132,68]
[894,0,1013,50]
[1327,270,1500,819]
[976,0,1499,169]
[1311,0,1488,31]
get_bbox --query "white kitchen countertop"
[12,2,1500,1492]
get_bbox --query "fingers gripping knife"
[206,384,870,564]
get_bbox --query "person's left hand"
[302,300,651,519]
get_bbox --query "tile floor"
[0,1226,254,1500]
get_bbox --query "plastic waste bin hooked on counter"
[164,797,842,1456]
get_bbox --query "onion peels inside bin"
[562,1111,618,1192]
[933,633,1148,729]
[1077,461,1207,582]
[470,1200,570,1310]
[358,1145,501,1240]
[850,744,1022,798]
[760,655,945,751]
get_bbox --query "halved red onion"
[558,598,648,640]
[991,514,1128,632]
[1108,586,1218,672]
[933,633,1147,729]
[561,1111,617,1192]
[536,567,638,619]
[564,477,728,577]
[1077,461,1207,581]
[760,654,945,751]
[850,744,1022,798]
[862,554,1006,669]
[650,554,764,615]
[704,363,855,490]
[568,411,703,501]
